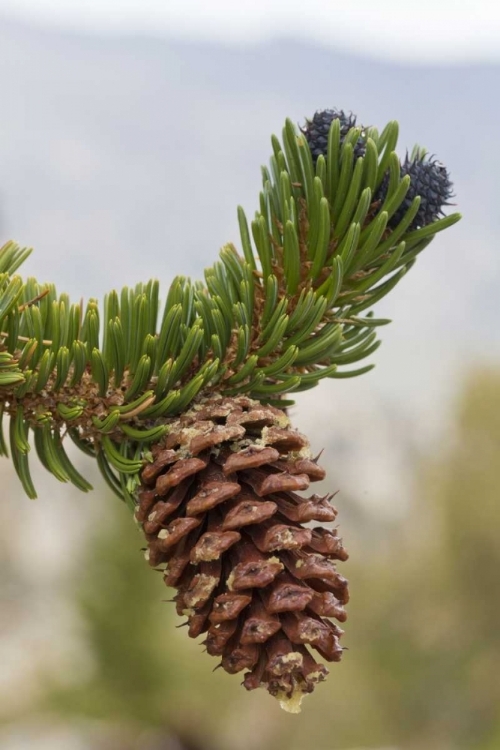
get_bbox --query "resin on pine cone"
[135,394,348,712]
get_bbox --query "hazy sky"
[3,0,500,63]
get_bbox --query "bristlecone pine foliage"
[0,109,461,711]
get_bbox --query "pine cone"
[377,153,454,230]
[136,394,348,711]
[301,108,366,163]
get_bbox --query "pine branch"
[0,113,461,502]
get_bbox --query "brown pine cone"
[136,394,348,712]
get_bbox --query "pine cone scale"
[240,597,281,643]
[222,445,280,473]
[185,479,241,516]
[209,591,252,623]
[156,516,201,551]
[220,497,278,529]
[262,579,314,614]
[228,555,284,591]
[250,521,312,553]
[190,529,241,562]
[156,457,207,494]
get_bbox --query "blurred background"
[0,1,499,748]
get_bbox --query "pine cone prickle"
[136,394,348,712]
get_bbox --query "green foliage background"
[1,367,498,750]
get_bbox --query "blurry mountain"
[0,15,499,504]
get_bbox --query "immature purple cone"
[136,394,348,712]
[301,108,366,163]
[379,153,454,230]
